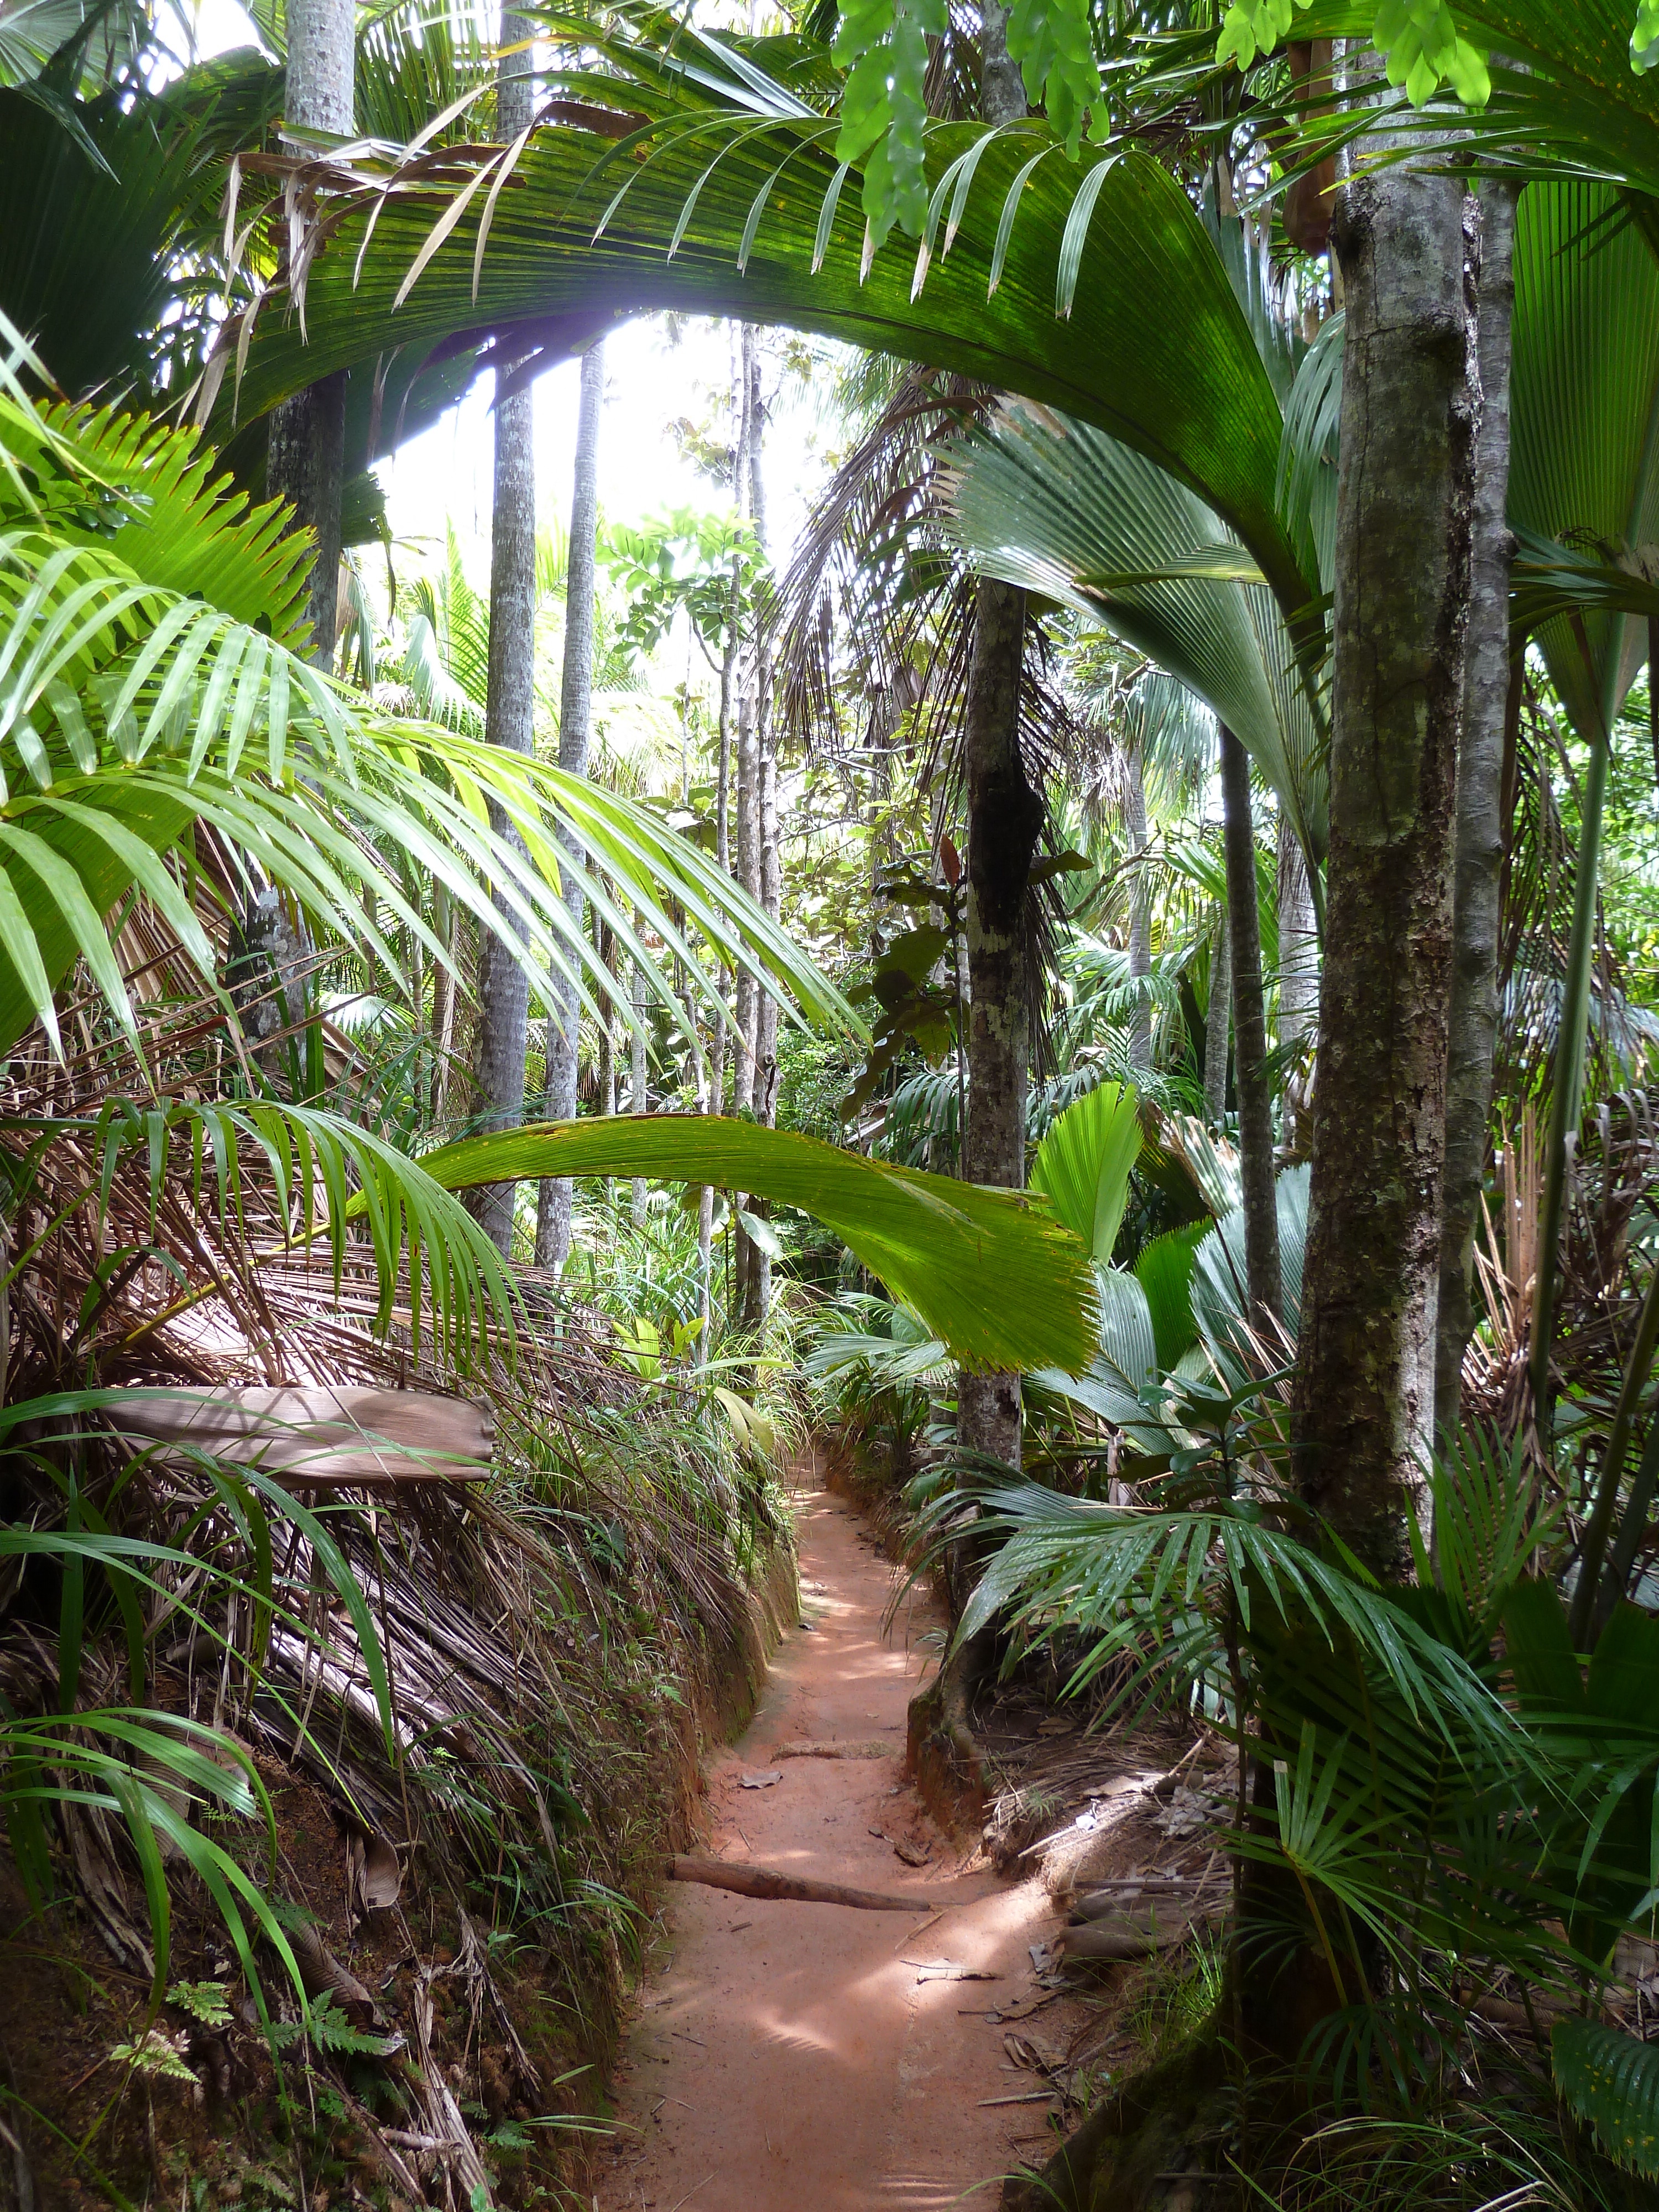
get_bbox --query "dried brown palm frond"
[1497,687,1649,1114]
[1,979,791,2200]
[1463,1093,1658,1464]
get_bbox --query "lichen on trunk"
[1436,182,1520,1442]
[1291,106,1475,1578]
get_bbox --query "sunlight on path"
[595,1474,1066,2211]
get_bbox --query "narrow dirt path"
[597,1472,1067,2211]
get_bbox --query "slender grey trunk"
[596,919,617,1117]
[978,0,1025,123]
[1221,725,1281,1326]
[733,681,760,1113]
[710,339,744,1122]
[1435,181,1519,1443]
[739,328,779,1332]
[1124,740,1152,1075]
[535,338,606,1266]
[955,0,1037,1477]
[430,879,455,1123]
[464,11,538,1259]
[267,0,353,666]
[732,325,763,1127]
[1290,102,1474,1579]
[242,0,353,1044]
[698,330,753,1319]
[1204,905,1230,1128]
[630,948,649,1223]
[1276,815,1318,1156]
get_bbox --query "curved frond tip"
[395,1115,1099,1375]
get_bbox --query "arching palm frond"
[375,1113,1100,1375]
[201,39,1313,620]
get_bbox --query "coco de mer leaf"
[392,1115,1099,1376]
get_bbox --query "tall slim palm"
[465,7,539,1259]
[535,337,606,1266]
[266,0,353,666]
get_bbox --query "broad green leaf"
[1134,1221,1208,1372]
[1509,179,1659,742]
[1029,1079,1142,1265]
[943,400,1328,877]
[212,116,1311,617]
[388,1115,1099,1376]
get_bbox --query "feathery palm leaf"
[0,326,856,1058]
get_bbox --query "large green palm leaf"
[380,1114,1099,1374]
[0,46,283,401]
[207,93,1314,617]
[1509,178,1659,739]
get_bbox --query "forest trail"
[596,1465,1066,2211]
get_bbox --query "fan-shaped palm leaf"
[1029,1074,1141,1265]
[1509,179,1659,740]
[941,401,1328,883]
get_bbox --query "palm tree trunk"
[1220,725,1281,1325]
[464,9,538,1260]
[1530,665,1618,1431]
[742,327,780,1332]
[596,917,617,1117]
[535,337,605,1266]
[1436,181,1520,1443]
[1276,816,1318,1156]
[430,879,455,1124]
[266,0,353,666]
[1124,739,1152,1076]
[1290,118,1474,1582]
[732,325,763,1145]
[956,576,1041,1465]
[1203,906,1230,1129]
[955,0,1039,1475]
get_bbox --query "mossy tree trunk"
[535,337,606,1265]
[956,0,1042,1478]
[266,0,352,668]
[467,10,540,1260]
[1435,181,1520,1442]
[1290,125,1475,1578]
[1222,724,1281,1325]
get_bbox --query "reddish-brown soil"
[597,1477,1086,2212]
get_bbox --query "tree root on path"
[906,1660,987,1833]
[666,1854,931,1911]
[1001,2036,1237,2212]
